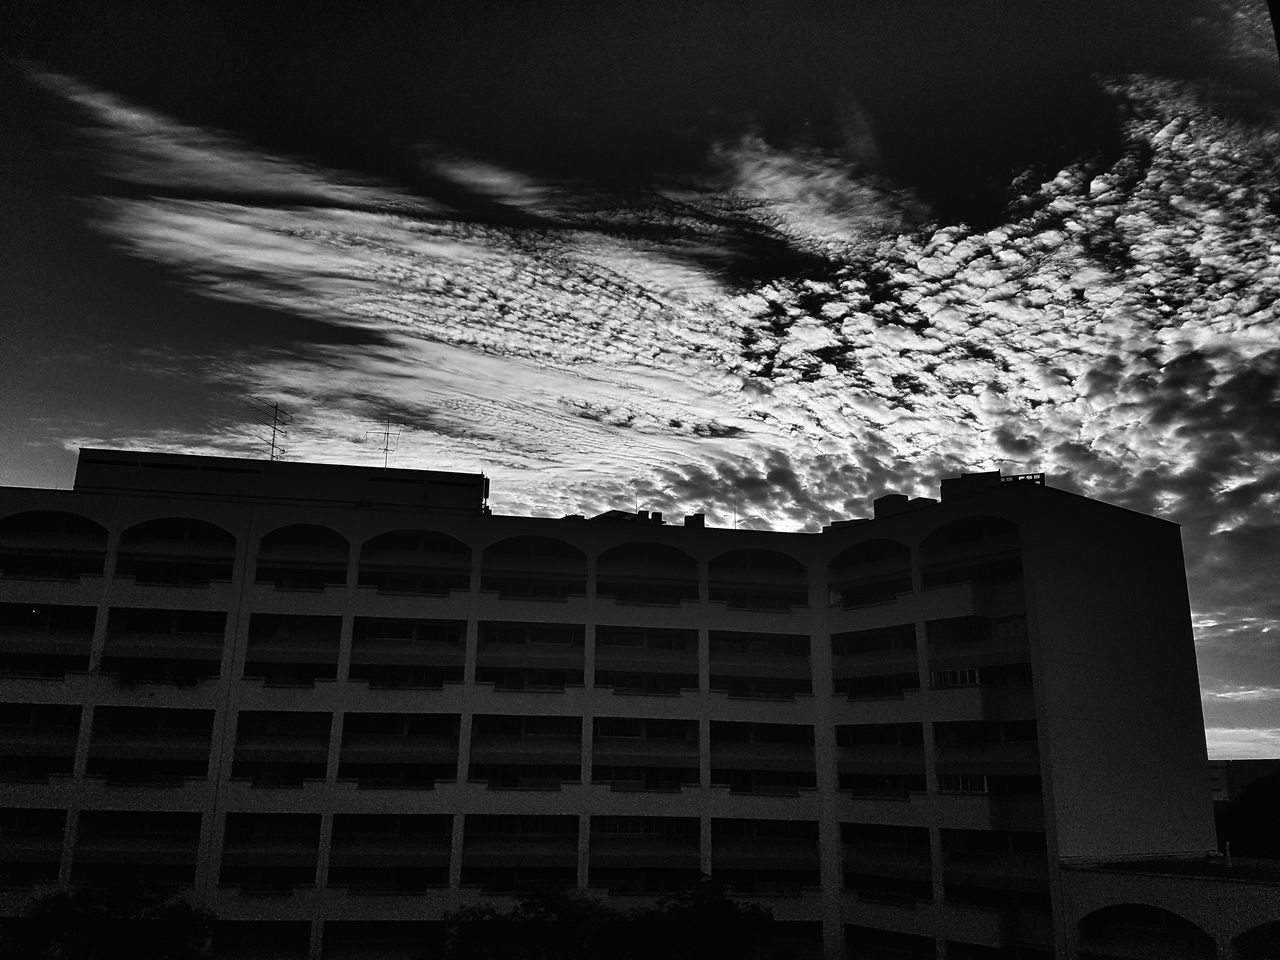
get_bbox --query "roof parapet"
[940,470,1046,502]
[872,494,939,519]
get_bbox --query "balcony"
[349,638,462,670]
[708,548,808,610]
[934,742,1040,777]
[105,626,225,656]
[221,814,321,891]
[925,683,1035,722]
[476,643,585,671]
[595,642,697,672]
[927,792,1045,831]
[0,604,95,679]
[842,896,939,937]
[86,729,213,783]
[589,838,699,868]
[842,844,932,882]
[943,853,1048,888]
[713,838,819,874]
[461,816,577,890]
[0,510,107,583]
[839,755,927,785]
[0,705,81,782]
[934,902,1020,948]
[593,740,698,768]
[329,816,451,891]
[598,578,699,607]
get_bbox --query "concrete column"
[810,569,844,960]
[449,813,465,890]
[583,623,596,691]
[335,613,354,682]
[455,713,473,786]
[326,712,343,782]
[89,520,120,671]
[577,814,591,889]
[72,702,93,779]
[698,627,710,694]
[315,812,334,891]
[700,812,712,877]
[58,807,78,884]
[699,718,713,875]
[463,616,479,686]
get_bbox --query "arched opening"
[920,516,1021,591]
[254,525,349,591]
[1077,904,1216,960]
[0,510,108,580]
[708,549,808,611]
[480,537,586,600]
[1236,921,1280,960]
[828,538,912,607]
[597,542,698,605]
[358,530,471,595]
[117,517,236,586]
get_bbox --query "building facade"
[0,449,1269,958]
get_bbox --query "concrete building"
[0,449,1276,958]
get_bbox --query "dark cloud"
[4,0,1257,230]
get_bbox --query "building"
[1207,759,1280,804]
[0,448,1276,959]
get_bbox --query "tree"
[441,878,775,960]
[2,882,214,960]
[1221,771,1280,859]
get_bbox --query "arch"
[597,542,698,605]
[481,536,586,600]
[358,529,472,595]
[254,524,349,590]
[117,517,237,586]
[1078,904,1216,960]
[0,510,109,580]
[1236,921,1280,960]
[920,516,1021,591]
[708,549,808,611]
[828,538,912,608]
[483,536,585,565]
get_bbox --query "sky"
[1,0,1279,757]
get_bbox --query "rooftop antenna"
[248,397,292,461]
[362,418,406,468]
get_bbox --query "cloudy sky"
[2,0,1278,757]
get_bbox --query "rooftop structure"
[0,450,1275,958]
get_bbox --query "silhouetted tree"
[441,878,774,960]
[1219,771,1280,859]
[2,882,214,960]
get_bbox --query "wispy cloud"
[1204,727,1280,760]
[19,63,1280,731]
[1205,686,1280,702]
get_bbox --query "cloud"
[1204,727,1280,760]
[1205,686,1280,702]
[14,51,1280,741]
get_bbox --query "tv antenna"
[363,418,407,468]
[248,397,292,461]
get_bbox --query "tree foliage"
[3,882,214,960]
[442,878,775,960]
[1218,771,1280,859]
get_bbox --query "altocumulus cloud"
[20,55,1280,757]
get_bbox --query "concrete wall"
[1018,490,1217,862]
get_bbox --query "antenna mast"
[248,397,293,461]
[362,418,406,468]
